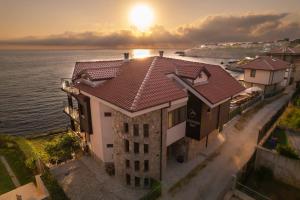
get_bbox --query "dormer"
[193,70,209,85]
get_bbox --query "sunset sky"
[0,0,300,49]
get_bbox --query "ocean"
[0,49,235,136]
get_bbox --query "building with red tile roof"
[264,47,300,85]
[61,52,244,187]
[240,56,291,95]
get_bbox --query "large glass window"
[168,106,187,128]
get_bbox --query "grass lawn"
[0,143,34,185]
[0,159,15,194]
[0,135,35,186]
[278,105,300,131]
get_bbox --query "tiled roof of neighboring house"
[75,56,244,112]
[239,56,290,71]
[72,60,123,80]
[77,67,121,81]
[267,47,300,55]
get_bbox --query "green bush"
[276,144,299,160]
[41,170,69,200]
[140,179,161,200]
[278,106,300,130]
[45,134,80,164]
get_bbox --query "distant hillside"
[185,47,264,59]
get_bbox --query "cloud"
[0,13,299,49]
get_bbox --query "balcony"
[61,78,80,95]
[64,105,80,122]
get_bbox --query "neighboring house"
[61,52,244,188]
[239,56,291,95]
[264,47,300,85]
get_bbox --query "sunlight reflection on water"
[132,49,151,58]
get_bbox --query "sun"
[129,4,154,32]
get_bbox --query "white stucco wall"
[166,122,186,146]
[271,70,285,84]
[166,101,187,146]
[89,97,114,162]
[244,69,270,85]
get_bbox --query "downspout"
[160,108,163,180]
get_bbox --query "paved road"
[163,92,292,200]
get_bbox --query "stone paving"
[51,156,147,200]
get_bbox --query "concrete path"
[161,91,293,200]
[0,156,20,187]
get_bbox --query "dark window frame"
[144,178,149,187]
[104,112,112,117]
[144,160,149,172]
[133,124,139,136]
[106,144,113,148]
[124,140,129,152]
[143,124,149,138]
[125,160,130,168]
[134,142,139,154]
[135,177,140,187]
[250,69,256,77]
[126,174,131,185]
[124,123,129,133]
[134,161,140,171]
[144,144,149,154]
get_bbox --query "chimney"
[124,52,130,61]
[159,50,164,57]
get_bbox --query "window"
[134,142,139,154]
[126,174,131,185]
[133,124,139,136]
[135,177,140,187]
[144,160,149,172]
[250,69,256,77]
[104,112,112,117]
[124,140,129,152]
[106,144,113,148]
[144,178,149,187]
[144,144,149,154]
[168,106,187,128]
[143,124,149,138]
[124,123,129,133]
[125,160,130,168]
[134,161,140,171]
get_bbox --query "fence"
[234,181,271,200]
[229,95,263,120]
[233,151,271,200]
[257,101,289,144]
[264,88,285,99]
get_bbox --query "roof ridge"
[130,57,157,111]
